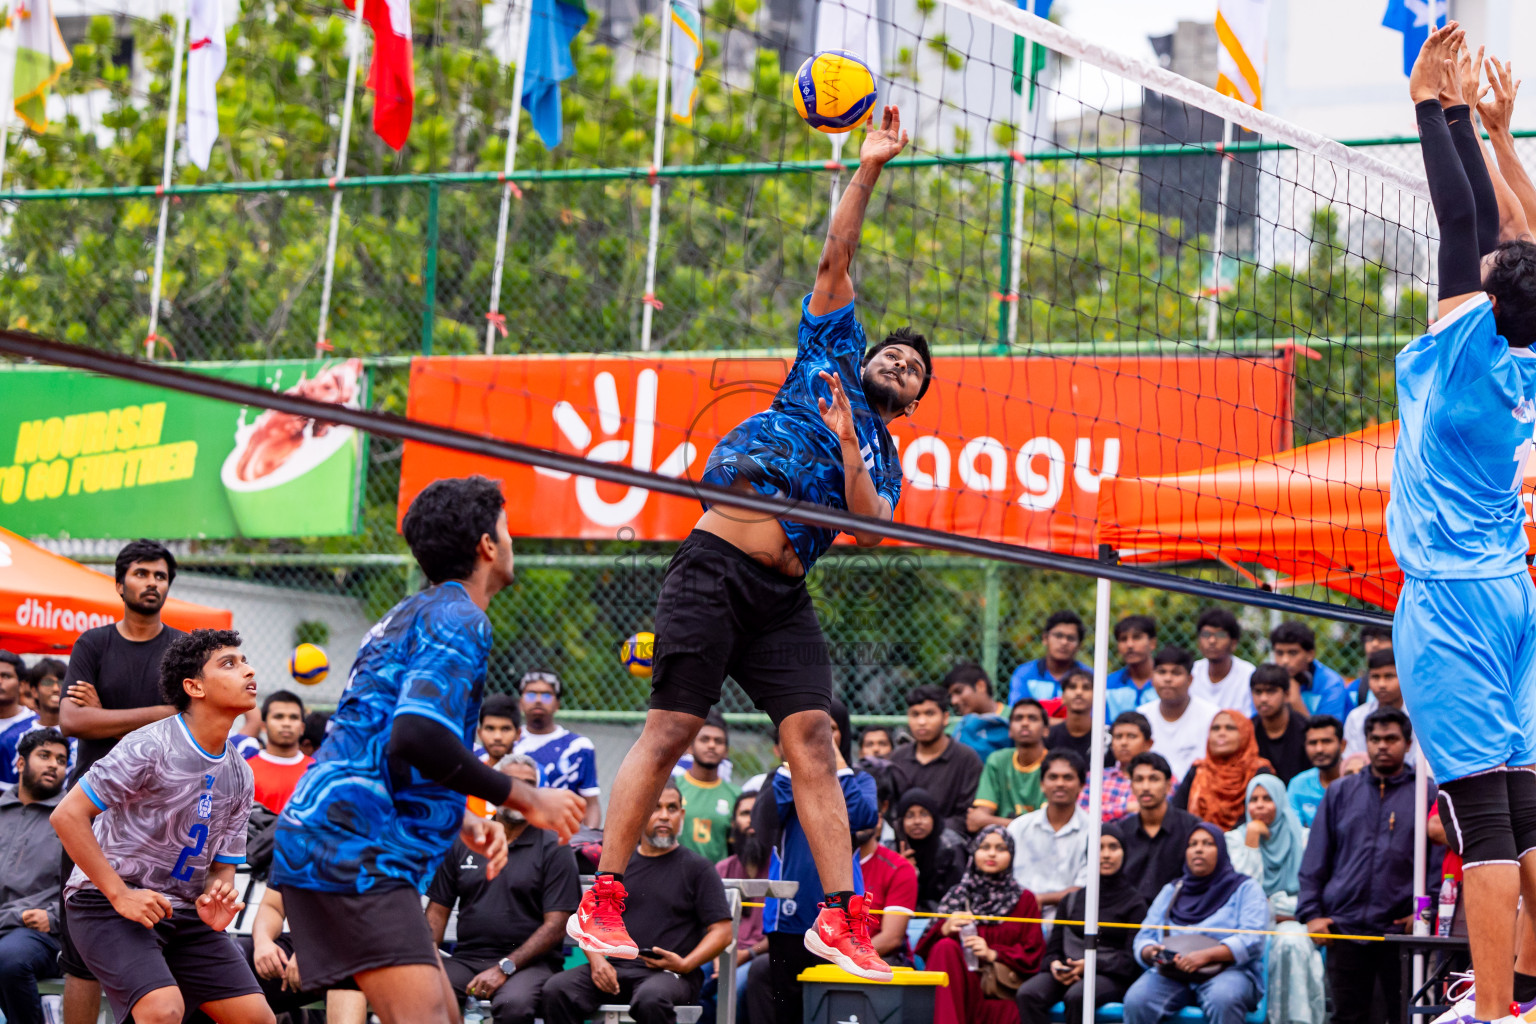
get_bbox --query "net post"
[484,0,535,356]
[1003,0,1034,350]
[420,180,440,355]
[1205,117,1234,346]
[1081,560,1114,1024]
[145,0,190,361]
[1411,735,1428,1000]
[638,0,674,353]
[828,134,845,209]
[315,0,366,356]
[981,559,1001,687]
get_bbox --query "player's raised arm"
[1478,56,1536,237]
[808,105,909,317]
[1412,25,1486,317]
[1450,44,1530,244]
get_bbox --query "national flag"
[1012,0,1051,107]
[1382,0,1447,77]
[12,0,72,132]
[522,0,585,149]
[669,0,701,122]
[1215,0,1267,109]
[814,0,881,82]
[185,0,227,170]
[345,0,414,151]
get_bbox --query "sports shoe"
[1512,996,1536,1021]
[1433,972,1478,1024]
[567,875,639,958]
[803,895,894,982]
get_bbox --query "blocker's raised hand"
[859,105,909,167]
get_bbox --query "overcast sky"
[1057,0,1220,62]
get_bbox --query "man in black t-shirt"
[543,782,733,1024]
[426,755,581,1024]
[1250,664,1311,784]
[56,539,185,1024]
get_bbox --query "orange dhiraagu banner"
[399,353,1296,555]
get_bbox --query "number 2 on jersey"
[171,823,209,882]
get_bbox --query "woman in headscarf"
[916,825,1045,1024]
[890,787,967,912]
[1226,775,1326,1024]
[1123,823,1269,1024]
[1174,712,1275,831]
[1016,822,1150,1024]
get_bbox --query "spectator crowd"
[0,546,1436,1024]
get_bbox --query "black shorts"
[282,884,439,990]
[66,891,261,1021]
[56,849,94,980]
[650,530,833,725]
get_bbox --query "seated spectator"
[894,788,968,912]
[1115,752,1200,904]
[247,690,315,814]
[1017,822,1150,1024]
[546,781,732,1024]
[1174,711,1275,830]
[298,710,330,758]
[1007,750,1090,926]
[1225,775,1325,1024]
[469,695,524,818]
[856,768,918,966]
[889,685,983,835]
[948,662,1013,761]
[514,668,602,827]
[1080,711,1155,821]
[676,709,741,863]
[1125,824,1268,1024]
[858,725,894,761]
[970,698,1049,833]
[1270,622,1350,721]
[709,790,767,1024]
[0,728,67,1024]
[427,753,580,1024]
[0,650,37,786]
[1048,669,1110,766]
[1008,610,1089,705]
[915,826,1045,1024]
[1349,624,1393,706]
[241,886,367,1024]
[1106,615,1158,710]
[1286,716,1344,827]
[1298,707,1429,1024]
[1342,649,1415,773]
[1192,608,1256,716]
[1139,646,1220,782]
[1250,664,1310,784]
[24,659,73,768]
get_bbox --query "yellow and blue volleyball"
[288,643,329,685]
[793,50,878,134]
[620,631,655,677]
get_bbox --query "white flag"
[185,0,228,170]
[1216,0,1267,109]
[814,0,881,81]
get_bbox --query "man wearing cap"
[513,670,602,828]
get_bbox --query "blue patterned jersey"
[1389,294,1536,579]
[271,582,492,894]
[701,295,903,571]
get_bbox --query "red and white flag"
[344,0,413,150]
[185,0,228,170]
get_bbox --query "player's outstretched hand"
[817,371,858,449]
[518,787,586,843]
[1457,45,1488,112]
[1409,22,1459,103]
[859,105,908,168]
[1480,57,1521,135]
[112,888,173,929]
[195,879,245,932]
[460,814,510,881]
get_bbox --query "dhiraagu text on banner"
[0,359,369,539]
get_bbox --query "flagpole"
[315,0,366,355]
[1080,573,1113,1024]
[638,0,673,353]
[145,0,190,360]
[1206,116,1233,345]
[1004,0,1034,349]
[484,0,535,356]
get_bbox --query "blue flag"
[1382,0,1447,77]
[522,0,587,149]
[1019,0,1051,17]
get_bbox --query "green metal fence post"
[420,181,440,355]
[982,559,1001,686]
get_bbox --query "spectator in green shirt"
[969,698,1050,833]
[676,709,741,863]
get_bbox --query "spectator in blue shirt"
[1269,622,1350,721]
[947,662,1012,761]
[1105,616,1158,719]
[1007,610,1089,706]
[1286,716,1344,828]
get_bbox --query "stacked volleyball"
[793,50,878,134]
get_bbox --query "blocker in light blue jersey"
[1387,293,1536,781]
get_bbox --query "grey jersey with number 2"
[67,715,254,908]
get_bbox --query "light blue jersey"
[1387,293,1536,578]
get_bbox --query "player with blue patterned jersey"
[270,477,584,1024]
[1386,25,1536,1024]
[570,107,930,985]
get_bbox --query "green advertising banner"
[0,359,370,539]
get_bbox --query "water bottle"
[1437,874,1458,938]
[464,996,487,1024]
[959,920,980,971]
